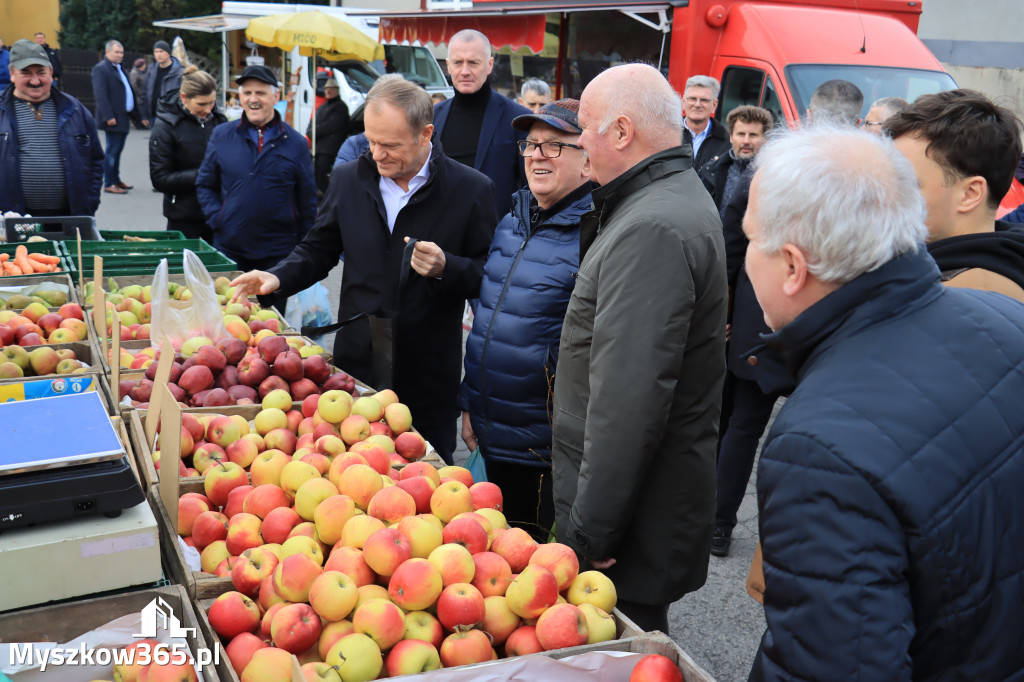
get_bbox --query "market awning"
[152,14,254,33]
[377,0,669,53]
[380,15,546,53]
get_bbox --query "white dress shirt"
[379,143,432,232]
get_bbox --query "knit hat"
[154,40,171,53]
[134,57,146,69]
[10,39,51,70]
[512,99,581,134]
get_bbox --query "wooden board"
[0,584,221,681]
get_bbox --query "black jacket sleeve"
[268,176,346,297]
[149,123,198,194]
[432,177,498,300]
[722,166,753,289]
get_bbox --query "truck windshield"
[381,46,448,89]
[787,64,958,119]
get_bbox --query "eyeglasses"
[863,121,884,128]
[517,140,582,158]
[684,97,714,106]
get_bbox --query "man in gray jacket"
[550,63,727,632]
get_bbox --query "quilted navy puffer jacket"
[459,185,590,467]
[751,249,1024,682]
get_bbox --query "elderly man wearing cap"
[0,39,103,217]
[306,76,350,195]
[459,99,592,540]
[92,39,146,194]
[197,64,316,311]
[144,40,184,121]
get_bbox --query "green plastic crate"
[0,241,72,278]
[61,238,218,257]
[99,230,186,241]
[75,250,237,277]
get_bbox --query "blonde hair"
[180,65,217,99]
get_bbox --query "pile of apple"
[0,344,89,378]
[177,429,618,682]
[151,385,419,479]
[0,301,89,347]
[113,334,322,375]
[91,277,291,343]
[122,333,340,409]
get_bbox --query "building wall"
[1,0,61,46]
[917,0,1024,112]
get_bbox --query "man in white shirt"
[232,77,498,463]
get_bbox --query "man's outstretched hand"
[404,237,446,279]
[230,270,281,302]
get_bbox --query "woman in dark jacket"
[148,65,226,241]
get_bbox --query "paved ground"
[98,128,768,682]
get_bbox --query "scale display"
[0,392,123,475]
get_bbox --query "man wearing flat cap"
[460,99,593,540]
[197,64,316,312]
[144,40,183,121]
[306,77,350,196]
[0,39,103,216]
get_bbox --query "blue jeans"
[103,131,128,187]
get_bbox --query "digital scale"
[0,391,144,531]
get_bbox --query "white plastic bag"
[150,250,229,350]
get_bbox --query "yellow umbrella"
[245,11,385,158]
[245,11,384,62]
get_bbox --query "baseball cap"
[324,79,340,89]
[235,65,278,87]
[512,99,581,134]
[10,39,51,70]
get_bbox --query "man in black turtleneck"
[434,29,530,215]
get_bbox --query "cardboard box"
[0,585,221,681]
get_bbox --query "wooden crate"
[0,272,80,304]
[0,585,221,681]
[0,341,110,412]
[148,485,236,601]
[193,593,646,682]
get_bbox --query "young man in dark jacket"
[551,64,726,633]
[197,65,316,311]
[747,125,1024,682]
[0,39,103,216]
[143,41,184,122]
[149,66,226,242]
[230,77,497,464]
[460,99,592,540]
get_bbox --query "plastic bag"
[150,249,229,350]
[466,446,488,483]
[285,282,333,345]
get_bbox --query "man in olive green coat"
[551,64,727,633]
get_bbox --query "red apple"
[629,654,685,682]
[237,355,270,387]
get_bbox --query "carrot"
[27,253,60,265]
[0,253,8,263]
[6,263,23,276]
[13,245,32,274]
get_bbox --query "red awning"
[380,14,547,53]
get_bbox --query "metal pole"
[222,33,229,109]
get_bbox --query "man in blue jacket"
[746,125,1024,681]
[1,39,103,216]
[433,29,530,215]
[197,64,316,311]
[460,99,592,540]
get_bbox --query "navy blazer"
[91,58,139,132]
[433,88,530,216]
